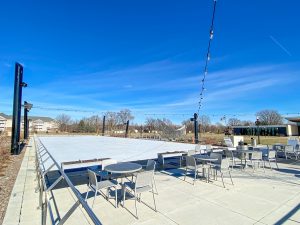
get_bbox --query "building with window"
[0,113,58,134]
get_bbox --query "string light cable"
[197,0,217,115]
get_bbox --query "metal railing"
[34,135,102,225]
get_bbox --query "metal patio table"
[236,149,257,168]
[105,162,142,205]
[193,155,218,182]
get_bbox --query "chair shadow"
[82,189,118,209]
[277,168,300,176]
[274,203,300,225]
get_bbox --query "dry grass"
[0,135,11,176]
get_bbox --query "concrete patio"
[3,138,300,225]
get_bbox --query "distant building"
[0,112,58,134]
[232,124,299,137]
[0,113,12,132]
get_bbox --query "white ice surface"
[38,135,196,165]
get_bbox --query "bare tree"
[199,115,211,133]
[105,111,118,131]
[145,117,156,132]
[56,114,72,132]
[256,109,283,125]
[227,118,242,126]
[117,109,134,124]
[242,120,254,126]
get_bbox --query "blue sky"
[0,0,299,124]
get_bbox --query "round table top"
[105,162,142,174]
[194,155,218,161]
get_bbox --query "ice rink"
[38,135,196,164]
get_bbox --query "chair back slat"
[185,156,196,169]
[210,153,222,165]
[146,160,156,171]
[285,145,294,153]
[135,171,153,188]
[87,169,97,188]
[268,150,276,159]
[251,151,262,160]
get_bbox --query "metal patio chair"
[263,149,279,169]
[224,149,243,170]
[250,151,264,172]
[284,145,299,160]
[85,169,118,208]
[184,155,210,185]
[209,153,234,188]
[132,160,158,194]
[123,170,157,219]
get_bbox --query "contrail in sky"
[269,35,292,56]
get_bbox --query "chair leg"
[262,161,265,173]
[229,170,234,185]
[123,188,126,207]
[106,188,109,200]
[134,193,138,219]
[221,172,225,188]
[85,188,89,201]
[193,169,196,185]
[184,168,187,181]
[115,187,118,208]
[92,190,97,207]
[275,159,279,169]
[153,177,158,194]
[152,187,157,212]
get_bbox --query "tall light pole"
[124,120,129,138]
[102,116,106,136]
[190,113,199,144]
[255,117,261,144]
[11,63,27,154]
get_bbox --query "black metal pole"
[257,124,260,144]
[194,113,199,144]
[125,120,129,138]
[24,101,28,139]
[102,116,106,136]
[255,118,261,144]
[11,63,25,154]
[190,113,199,144]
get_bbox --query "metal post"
[255,117,261,144]
[190,113,199,144]
[125,120,129,138]
[23,101,32,139]
[102,116,106,136]
[11,63,26,154]
[24,103,28,139]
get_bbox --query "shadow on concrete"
[277,168,300,176]
[274,203,300,225]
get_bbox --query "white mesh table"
[105,162,142,174]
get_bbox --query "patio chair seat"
[124,182,152,193]
[91,180,118,190]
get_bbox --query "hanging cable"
[197,0,217,115]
